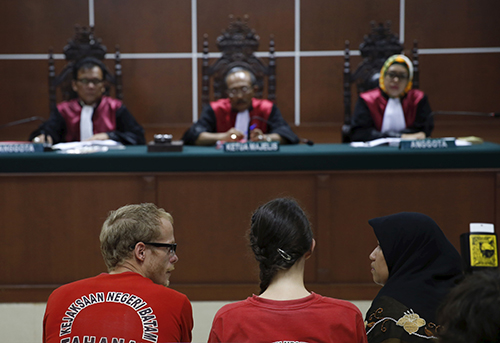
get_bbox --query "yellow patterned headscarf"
[379,54,414,96]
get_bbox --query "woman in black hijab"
[365,212,463,343]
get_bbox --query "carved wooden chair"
[201,15,276,107]
[342,21,420,142]
[48,25,123,112]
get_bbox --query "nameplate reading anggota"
[0,143,44,154]
[399,138,456,150]
[224,142,280,152]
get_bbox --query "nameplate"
[399,138,456,150]
[224,141,280,152]
[0,143,44,153]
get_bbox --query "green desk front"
[1,143,499,302]
[2,142,500,173]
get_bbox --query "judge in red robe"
[182,67,299,145]
[350,54,433,142]
[30,57,145,145]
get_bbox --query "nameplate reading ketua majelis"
[399,138,456,150]
[0,143,44,153]
[224,141,280,152]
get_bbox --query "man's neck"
[79,97,102,108]
[109,260,144,277]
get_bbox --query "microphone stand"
[0,116,52,151]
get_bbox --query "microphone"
[0,116,46,130]
[431,111,500,118]
[425,110,500,138]
[249,116,314,146]
[0,116,52,151]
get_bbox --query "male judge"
[43,203,193,343]
[182,67,299,145]
[30,57,145,145]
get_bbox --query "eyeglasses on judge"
[385,72,408,81]
[227,86,252,97]
[77,78,104,86]
[130,242,177,256]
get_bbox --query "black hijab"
[370,212,463,323]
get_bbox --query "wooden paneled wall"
[0,0,499,143]
[1,169,498,302]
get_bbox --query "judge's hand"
[401,132,426,140]
[33,134,53,145]
[223,128,244,142]
[84,133,110,141]
[249,128,280,142]
[249,128,266,142]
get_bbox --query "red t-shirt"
[208,292,367,343]
[43,272,193,343]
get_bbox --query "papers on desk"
[53,140,125,154]
[455,139,473,146]
[350,137,401,147]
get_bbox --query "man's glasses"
[385,72,408,81]
[143,242,177,256]
[227,86,251,97]
[77,78,104,85]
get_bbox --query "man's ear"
[71,80,78,92]
[133,242,147,262]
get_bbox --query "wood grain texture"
[406,0,500,48]
[301,0,400,51]
[94,0,192,53]
[0,169,497,302]
[0,0,88,53]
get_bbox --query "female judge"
[208,198,367,343]
[350,55,433,142]
[365,212,463,343]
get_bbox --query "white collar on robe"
[381,97,406,133]
[79,100,97,141]
[235,109,250,139]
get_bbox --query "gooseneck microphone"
[0,116,52,150]
[425,110,500,137]
[431,111,500,117]
[0,116,46,130]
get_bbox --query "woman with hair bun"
[208,198,367,343]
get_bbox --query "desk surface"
[2,142,500,173]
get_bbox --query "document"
[350,137,401,148]
[53,140,124,154]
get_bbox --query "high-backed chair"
[48,25,123,112]
[201,15,276,107]
[342,21,420,142]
